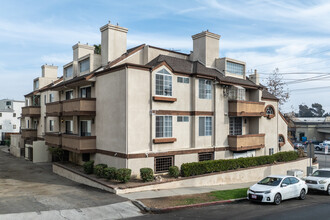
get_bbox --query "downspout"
[149,68,153,152]
[125,66,129,168]
[213,78,217,153]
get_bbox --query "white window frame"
[229,117,242,135]
[49,120,54,132]
[65,90,74,100]
[156,115,172,138]
[177,76,189,84]
[79,58,90,73]
[49,93,54,103]
[199,116,212,136]
[65,65,73,78]
[199,79,212,99]
[177,116,189,122]
[80,120,92,136]
[155,69,172,97]
[65,120,73,134]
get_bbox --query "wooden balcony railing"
[22,106,41,118]
[61,134,96,153]
[228,100,265,117]
[45,132,62,147]
[46,102,62,116]
[21,129,38,139]
[228,134,265,151]
[62,98,96,116]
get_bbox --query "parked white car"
[247,175,308,205]
[305,169,330,195]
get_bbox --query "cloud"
[41,53,72,65]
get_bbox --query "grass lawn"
[140,188,248,209]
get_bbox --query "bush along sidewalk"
[140,168,154,182]
[181,151,300,177]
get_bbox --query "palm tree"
[94,44,101,54]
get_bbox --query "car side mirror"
[281,183,288,187]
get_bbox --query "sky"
[1,0,330,113]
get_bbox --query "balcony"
[228,100,265,117]
[21,129,37,139]
[22,106,41,118]
[62,98,96,116]
[228,134,265,151]
[61,134,96,153]
[46,102,62,116]
[45,132,62,147]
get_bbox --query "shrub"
[169,166,180,178]
[48,147,65,162]
[116,168,131,183]
[104,167,117,180]
[181,151,299,177]
[140,168,154,182]
[94,164,108,178]
[4,139,10,147]
[83,160,94,174]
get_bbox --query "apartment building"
[0,99,24,140]
[22,22,293,174]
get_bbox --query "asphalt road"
[131,192,330,220]
[0,146,127,214]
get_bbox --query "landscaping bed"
[139,188,248,209]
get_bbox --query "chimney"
[191,31,220,67]
[100,22,128,66]
[72,43,94,61]
[41,64,58,79]
[249,69,259,85]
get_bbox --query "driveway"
[0,146,128,215]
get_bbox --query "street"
[131,192,330,220]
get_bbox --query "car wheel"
[299,189,306,200]
[274,193,282,205]
[316,147,320,151]
[327,185,330,195]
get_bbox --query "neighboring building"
[288,116,330,142]
[0,99,24,140]
[21,22,293,175]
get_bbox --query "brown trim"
[194,74,216,80]
[45,101,62,106]
[61,98,96,103]
[152,61,174,72]
[46,113,62,117]
[228,133,265,138]
[279,112,289,125]
[152,110,214,116]
[228,112,265,117]
[96,63,151,77]
[148,45,189,56]
[279,134,285,147]
[21,128,38,131]
[153,138,177,144]
[229,144,265,152]
[62,146,96,154]
[153,96,177,102]
[109,44,145,67]
[45,132,62,137]
[62,111,96,116]
[22,106,41,109]
[228,100,265,105]
[95,147,230,159]
[264,104,276,119]
[21,114,41,118]
[62,134,96,140]
[218,81,261,89]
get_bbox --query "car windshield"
[312,170,330,178]
[258,177,282,186]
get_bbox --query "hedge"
[116,168,131,183]
[83,160,94,174]
[94,164,108,178]
[104,167,117,180]
[140,168,154,182]
[169,166,180,178]
[181,151,299,177]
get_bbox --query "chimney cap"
[100,23,128,33]
[192,31,220,40]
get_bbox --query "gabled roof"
[262,89,279,101]
[147,55,261,89]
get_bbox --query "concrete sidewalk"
[120,182,255,200]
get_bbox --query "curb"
[132,198,247,213]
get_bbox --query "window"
[79,58,90,73]
[229,86,245,101]
[199,117,212,136]
[65,121,73,134]
[80,120,92,136]
[265,105,275,118]
[44,95,47,104]
[34,80,39,90]
[26,120,30,129]
[82,153,90,162]
[13,125,16,129]
[80,87,91,98]
[269,148,274,155]
[0,113,2,117]
[49,94,54,103]
[156,116,172,138]
[0,125,2,129]
[156,69,172,96]
[49,120,54,132]
[13,113,16,117]
[227,61,244,75]
[65,91,73,100]
[282,178,290,186]
[198,152,214,161]
[6,101,11,105]
[279,135,285,143]
[177,76,189,84]
[289,177,299,184]
[155,156,173,173]
[177,116,189,122]
[229,117,242,135]
[65,65,73,78]
[199,79,212,99]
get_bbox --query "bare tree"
[266,68,290,108]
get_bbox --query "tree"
[310,103,325,117]
[94,44,101,54]
[298,103,328,117]
[265,68,290,108]
[298,104,313,117]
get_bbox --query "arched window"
[279,134,285,147]
[155,69,172,96]
[264,105,275,119]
